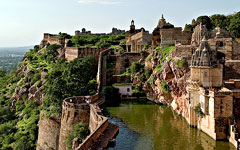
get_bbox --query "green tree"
[228,12,240,37]
[184,24,194,32]
[43,56,95,116]
[194,16,213,30]
[104,86,120,106]
[210,14,227,29]
[0,70,6,78]
[86,79,98,95]
[66,122,89,150]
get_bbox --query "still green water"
[106,100,236,150]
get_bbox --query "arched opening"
[217,51,225,61]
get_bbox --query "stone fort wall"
[43,33,66,47]
[58,96,90,150]
[65,47,106,61]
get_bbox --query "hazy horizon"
[0,0,239,47]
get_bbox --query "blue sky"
[0,0,239,47]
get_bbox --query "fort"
[36,15,240,150]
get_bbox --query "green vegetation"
[104,86,121,106]
[106,56,116,70]
[55,32,72,39]
[113,83,132,86]
[70,34,125,48]
[143,45,153,51]
[228,12,240,38]
[144,68,152,79]
[86,80,98,95]
[42,56,96,117]
[184,12,240,38]
[132,85,146,97]
[161,80,170,93]
[210,14,228,30]
[0,97,40,150]
[154,46,175,73]
[66,122,90,150]
[154,64,162,72]
[174,59,187,68]
[126,62,145,76]
[194,104,205,118]
[0,43,97,149]
[0,70,6,77]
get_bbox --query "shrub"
[174,59,187,68]
[155,64,162,72]
[66,122,89,150]
[128,62,145,76]
[161,80,170,93]
[144,68,152,79]
[194,104,205,118]
[86,80,98,95]
[132,85,146,97]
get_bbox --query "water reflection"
[106,100,235,150]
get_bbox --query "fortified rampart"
[74,104,109,150]
[65,47,106,61]
[160,28,192,48]
[58,97,90,150]
[115,53,142,74]
[43,33,66,47]
[37,113,61,150]
[37,47,117,150]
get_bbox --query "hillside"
[0,45,97,149]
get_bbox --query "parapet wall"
[173,44,195,64]
[160,28,192,48]
[65,47,106,61]
[75,104,109,150]
[44,33,65,47]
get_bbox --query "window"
[127,88,130,92]
[217,41,224,47]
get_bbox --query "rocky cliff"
[132,46,191,119]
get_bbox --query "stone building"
[113,84,132,96]
[187,37,234,140]
[126,29,152,53]
[152,15,192,48]
[126,20,145,38]
[111,28,125,35]
[75,28,91,36]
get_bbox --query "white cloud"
[78,0,122,5]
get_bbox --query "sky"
[0,0,239,47]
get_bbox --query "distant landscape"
[0,46,33,72]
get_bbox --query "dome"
[191,38,216,67]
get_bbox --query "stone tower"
[190,37,223,87]
[157,14,167,28]
[58,97,90,150]
[130,20,135,33]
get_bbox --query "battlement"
[62,96,89,111]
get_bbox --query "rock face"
[136,48,191,118]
